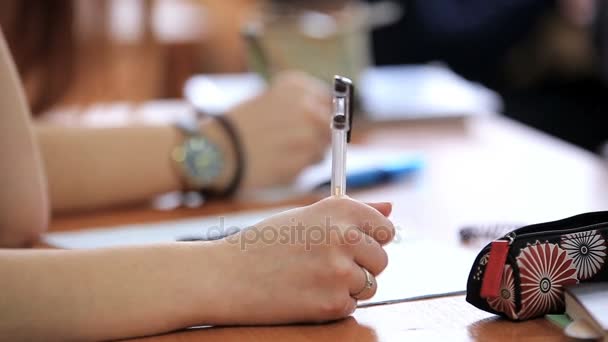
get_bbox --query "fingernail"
[370,202,392,206]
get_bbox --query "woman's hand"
[207,197,395,325]
[226,71,331,189]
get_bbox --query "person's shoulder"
[0,30,32,125]
[0,30,49,247]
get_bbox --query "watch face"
[182,137,223,187]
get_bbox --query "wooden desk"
[123,296,568,342]
[50,116,607,341]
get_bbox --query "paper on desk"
[359,65,501,120]
[358,240,478,306]
[45,207,476,305]
[44,207,289,249]
[185,73,264,115]
[184,65,501,120]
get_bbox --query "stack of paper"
[564,283,608,341]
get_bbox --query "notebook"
[564,283,608,341]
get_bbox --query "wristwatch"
[172,117,224,190]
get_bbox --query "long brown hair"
[0,0,75,115]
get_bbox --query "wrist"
[187,240,244,325]
[146,242,233,327]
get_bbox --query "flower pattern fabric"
[560,230,606,280]
[487,264,518,319]
[517,242,578,319]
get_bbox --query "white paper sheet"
[359,239,477,305]
[184,65,502,120]
[44,207,289,249]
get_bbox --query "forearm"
[0,243,225,341]
[36,124,181,213]
[36,122,234,213]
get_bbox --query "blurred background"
[1,0,607,153]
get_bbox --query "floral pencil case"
[466,211,608,320]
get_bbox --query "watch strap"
[200,114,244,199]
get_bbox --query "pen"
[176,231,237,242]
[330,76,354,197]
[241,22,271,83]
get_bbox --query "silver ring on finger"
[351,267,375,300]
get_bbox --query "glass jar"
[245,0,372,86]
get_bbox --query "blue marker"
[318,156,423,190]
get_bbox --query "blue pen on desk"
[318,156,423,191]
[346,157,422,188]
[330,76,354,197]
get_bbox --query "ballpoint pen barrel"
[331,75,352,197]
[330,127,347,197]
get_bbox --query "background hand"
[226,71,332,189]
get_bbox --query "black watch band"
[200,114,245,199]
